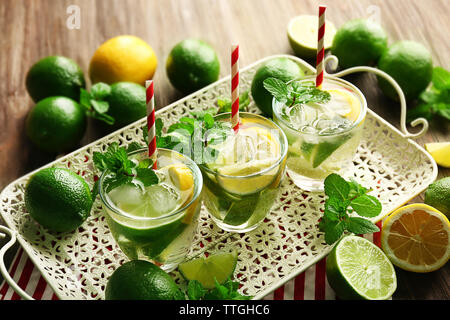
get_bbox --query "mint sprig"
[263,77,331,107]
[217,90,251,113]
[91,142,158,198]
[319,173,382,245]
[143,109,232,165]
[407,66,450,122]
[186,278,252,300]
[79,82,115,125]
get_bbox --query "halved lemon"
[425,142,450,168]
[381,203,450,273]
[287,15,337,59]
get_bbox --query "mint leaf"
[216,91,251,113]
[135,168,158,187]
[187,280,207,300]
[323,219,345,244]
[80,88,92,108]
[345,217,380,234]
[90,99,109,114]
[90,82,111,100]
[345,217,380,235]
[263,78,289,103]
[432,66,450,90]
[350,194,382,218]
[126,142,144,153]
[324,173,350,203]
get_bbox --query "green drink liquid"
[100,149,202,271]
[200,113,287,233]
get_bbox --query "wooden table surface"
[0,0,448,300]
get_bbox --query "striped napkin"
[0,221,382,300]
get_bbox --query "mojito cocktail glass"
[272,76,367,191]
[199,112,288,233]
[99,148,203,271]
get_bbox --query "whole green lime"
[26,96,87,153]
[26,56,86,102]
[104,82,146,128]
[331,19,388,68]
[424,177,450,218]
[24,167,93,233]
[105,260,184,300]
[377,41,433,101]
[166,39,220,94]
[250,57,304,117]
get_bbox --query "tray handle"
[324,55,429,139]
[0,225,34,300]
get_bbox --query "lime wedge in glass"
[287,15,337,58]
[300,133,352,168]
[178,250,238,289]
[326,235,397,300]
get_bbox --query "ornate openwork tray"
[0,55,438,300]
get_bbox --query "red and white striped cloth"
[0,221,382,300]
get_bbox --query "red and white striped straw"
[316,5,326,88]
[145,80,157,168]
[231,44,240,132]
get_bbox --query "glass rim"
[272,75,368,137]
[98,147,203,222]
[199,112,288,179]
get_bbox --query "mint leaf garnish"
[263,77,331,107]
[92,142,158,195]
[319,173,382,245]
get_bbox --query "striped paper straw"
[145,80,157,168]
[316,5,326,88]
[231,44,240,132]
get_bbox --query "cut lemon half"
[178,250,238,289]
[326,235,397,300]
[425,142,450,168]
[381,203,450,273]
[287,15,337,59]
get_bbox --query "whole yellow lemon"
[89,35,157,86]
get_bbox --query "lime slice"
[287,15,337,58]
[300,134,352,168]
[178,250,238,289]
[425,142,450,168]
[326,235,397,300]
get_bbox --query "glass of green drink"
[99,148,203,272]
[272,75,367,191]
[199,112,288,233]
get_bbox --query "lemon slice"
[210,126,282,195]
[287,15,337,59]
[425,142,450,168]
[327,88,361,122]
[167,163,194,191]
[381,203,450,273]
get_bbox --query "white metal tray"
[0,55,438,300]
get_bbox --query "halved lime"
[326,235,397,300]
[287,15,337,59]
[178,250,238,289]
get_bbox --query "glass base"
[210,215,263,233]
[286,169,325,192]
